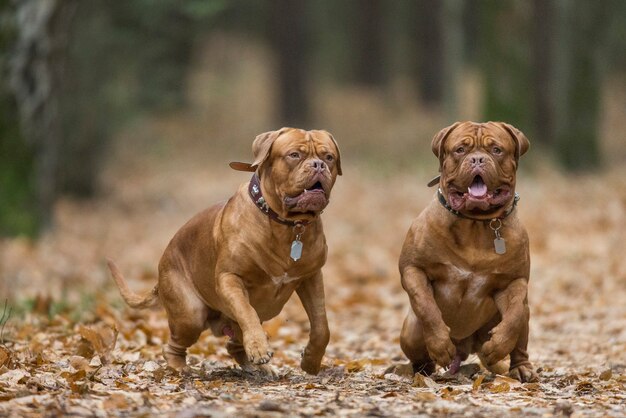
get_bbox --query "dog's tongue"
[468,177,488,198]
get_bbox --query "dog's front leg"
[216,272,273,365]
[296,271,330,375]
[401,265,456,368]
[481,277,536,381]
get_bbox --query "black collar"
[248,174,311,227]
[437,188,520,222]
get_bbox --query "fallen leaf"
[599,369,612,380]
[413,373,438,388]
[78,323,118,359]
[0,369,29,386]
[61,369,86,383]
[489,382,510,393]
[344,359,366,373]
[472,374,485,391]
[439,386,461,399]
[69,355,90,371]
[0,346,10,368]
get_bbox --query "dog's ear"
[318,130,342,175]
[251,127,291,170]
[495,122,530,162]
[431,122,462,167]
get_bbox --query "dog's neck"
[248,173,313,227]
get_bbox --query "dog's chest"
[270,272,301,286]
[432,264,498,338]
[435,264,494,302]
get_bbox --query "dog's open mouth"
[284,181,328,213]
[448,175,511,212]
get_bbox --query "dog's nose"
[469,154,485,165]
[310,159,326,172]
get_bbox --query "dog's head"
[246,127,341,220]
[432,121,529,218]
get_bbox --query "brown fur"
[399,121,537,382]
[108,128,341,375]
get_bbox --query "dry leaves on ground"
[0,160,625,417]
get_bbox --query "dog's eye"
[455,147,465,154]
[492,147,502,155]
[289,152,300,159]
[325,154,334,162]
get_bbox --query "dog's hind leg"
[159,269,209,371]
[400,310,436,376]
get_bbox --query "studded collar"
[248,174,311,227]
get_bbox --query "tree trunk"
[414,0,444,107]
[532,0,556,145]
[268,0,310,126]
[479,0,531,130]
[553,0,610,170]
[352,0,385,86]
[9,0,77,229]
[441,0,463,119]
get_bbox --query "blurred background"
[0,0,625,341]
[1,0,625,237]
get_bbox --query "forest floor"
[0,147,625,417]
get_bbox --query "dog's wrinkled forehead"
[446,123,513,150]
[272,130,330,154]
[432,121,530,165]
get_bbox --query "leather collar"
[437,188,520,222]
[248,174,311,227]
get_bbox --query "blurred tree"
[0,1,38,235]
[2,0,225,235]
[441,0,463,118]
[552,0,612,170]
[352,0,386,86]
[269,0,310,126]
[414,0,444,107]
[532,0,556,146]
[8,0,77,229]
[479,0,532,133]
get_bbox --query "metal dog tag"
[489,218,506,255]
[290,239,303,261]
[494,237,506,255]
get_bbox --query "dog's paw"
[244,335,273,365]
[300,348,324,375]
[242,363,280,379]
[412,361,436,376]
[480,327,517,365]
[424,333,456,367]
[163,352,187,372]
[509,363,538,383]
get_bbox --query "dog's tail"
[107,259,160,309]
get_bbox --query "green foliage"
[479,0,532,132]
[0,3,38,236]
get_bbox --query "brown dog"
[399,121,537,382]
[108,127,341,376]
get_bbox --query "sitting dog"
[108,127,341,376]
[399,121,537,382]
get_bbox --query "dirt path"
[0,159,625,417]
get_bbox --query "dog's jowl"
[399,121,537,382]
[108,128,341,376]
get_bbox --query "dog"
[399,121,537,382]
[108,127,341,376]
